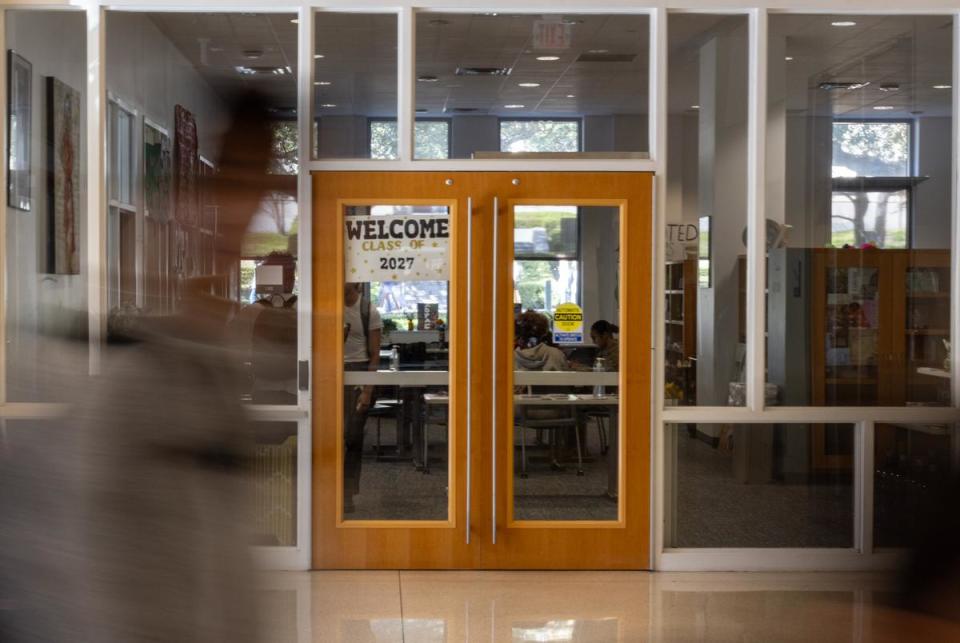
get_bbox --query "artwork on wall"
[7,51,32,211]
[174,104,199,226]
[46,76,80,275]
[143,120,171,221]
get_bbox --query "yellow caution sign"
[553,302,583,344]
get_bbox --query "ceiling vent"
[575,52,636,63]
[242,49,265,60]
[455,66,512,76]
[818,81,870,91]
[443,106,483,113]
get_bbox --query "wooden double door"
[312,172,652,569]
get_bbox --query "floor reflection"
[259,570,959,642]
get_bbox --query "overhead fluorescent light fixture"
[831,21,857,27]
[873,105,895,110]
[504,104,525,109]
[518,82,541,88]
[818,81,870,91]
[235,66,257,75]
[933,84,952,89]
[536,56,560,62]
[456,66,512,76]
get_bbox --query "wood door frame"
[312,172,653,570]
[313,174,474,569]
[483,174,652,569]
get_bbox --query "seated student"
[590,320,620,371]
[514,310,567,371]
[569,320,620,372]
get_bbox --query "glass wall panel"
[106,11,300,405]
[665,15,749,407]
[874,422,957,548]
[314,12,398,159]
[415,13,649,159]
[4,11,89,403]
[766,15,953,406]
[341,205,451,520]
[667,423,855,547]
[252,421,298,546]
[512,205,620,521]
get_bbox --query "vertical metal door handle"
[491,196,499,545]
[465,197,473,545]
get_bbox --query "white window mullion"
[746,9,768,412]
[87,2,107,376]
[397,7,414,162]
[650,6,668,571]
[0,9,7,405]
[952,14,960,406]
[294,1,314,571]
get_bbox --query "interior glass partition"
[4,10,89,403]
[666,422,855,548]
[414,12,650,159]
[665,14,749,407]
[766,15,954,409]
[313,12,398,159]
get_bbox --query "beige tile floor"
[259,571,959,642]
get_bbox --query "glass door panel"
[509,205,621,522]
[341,204,452,521]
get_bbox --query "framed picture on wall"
[144,120,171,222]
[7,51,32,211]
[46,76,81,275]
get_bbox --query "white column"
[650,5,668,570]
[746,9,768,411]
[87,1,106,376]
[295,3,314,571]
[398,7,414,161]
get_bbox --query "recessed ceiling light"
[536,56,560,62]
[518,82,541,88]
[785,56,794,61]
[566,94,576,98]
[831,21,857,27]
[290,18,299,24]
[314,81,331,86]
[691,105,700,109]
[933,84,952,89]
[320,103,336,108]
[873,105,894,110]
[314,54,324,59]
[504,104,525,109]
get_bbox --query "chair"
[369,393,402,460]
[583,409,610,454]
[420,394,448,474]
[516,404,583,478]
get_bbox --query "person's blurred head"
[590,320,619,349]
[212,91,274,263]
[516,310,551,348]
[344,282,362,304]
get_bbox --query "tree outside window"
[369,120,450,159]
[831,121,911,249]
[500,120,581,153]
